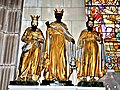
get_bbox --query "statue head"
[30,15,40,27]
[54,8,64,23]
[86,16,95,31]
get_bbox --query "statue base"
[9,80,39,85]
[77,81,104,87]
[41,80,74,86]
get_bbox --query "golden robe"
[17,27,44,81]
[77,30,103,79]
[43,21,73,81]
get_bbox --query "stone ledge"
[8,85,106,90]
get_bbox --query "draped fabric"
[77,29,103,79]
[16,27,44,81]
[43,21,73,81]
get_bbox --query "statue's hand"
[32,36,37,40]
[45,21,50,28]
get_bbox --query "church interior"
[0,0,120,90]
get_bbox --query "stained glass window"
[85,0,120,72]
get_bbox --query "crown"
[87,15,95,21]
[30,15,40,22]
[89,17,94,20]
[54,8,64,14]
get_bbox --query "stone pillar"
[0,0,24,90]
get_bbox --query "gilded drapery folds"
[43,21,74,81]
[16,16,45,81]
[16,27,44,81]
[77,29,103,81]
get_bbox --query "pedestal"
[9,81,39,85]
[77,81,104,87]
[41,80,73,86]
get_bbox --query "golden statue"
[43,9,75,81]
[77,18,103,81]
[16,15,45,81]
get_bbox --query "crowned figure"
[77,17,104,82]
[42,8,75,85]
[16,15,45,81]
